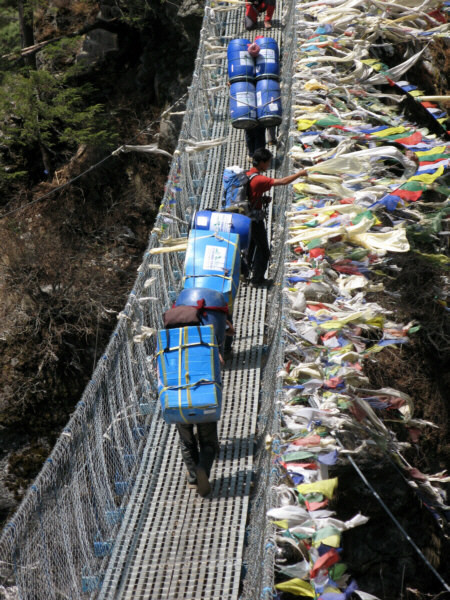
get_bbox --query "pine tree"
[0,1,117,189]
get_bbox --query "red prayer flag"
[305,499,329,511]
[395,131,422,145]
[292,435,322,447]
[310,548,340,578]
[395,188,423,201]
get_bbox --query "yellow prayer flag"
[361,59,383,70]
[322,585,344,594]
[409,165,444,184]
[372,126,406,137]
[275,579,316,596]
[366,316,385,327]
[297,119,317,131]
[272,519,289,529]
[312,533,341,548]
[416,146,446,157]
[293,183,308,193]
[296,477,338,499]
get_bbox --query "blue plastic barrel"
[227,38,254,82]
[254,37,280,80]
[183,230,241,313]
[193,210,252,250]
[256,78,282,126]
[229,81,257,130]
[175,287,228,346]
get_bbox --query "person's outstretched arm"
[272,168,307,187]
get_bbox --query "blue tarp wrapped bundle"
[182,230,241,313]
[156,325,222,424]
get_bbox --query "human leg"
[245,125,266,158]
[176,423,199,484]
[245,128,256,158]
[253,125,266,154]
[245,2,259,30]
[195,422,219,496]
[197,422,219,478]
[223,314,234,355]
[264,0,275,27]
[250,219,270,283]
[266,126,277,145]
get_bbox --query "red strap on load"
[195,299,229,316]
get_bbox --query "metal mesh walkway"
[98,6,285,600]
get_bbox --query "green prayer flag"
[307,238,324,249]
[399,181,426,191]
[316,117,342,126]
[283,450,316,462]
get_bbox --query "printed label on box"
[235,92,254,108]
[259,48,276,63]
[197,216,209,226]
[239,51,253,65]
[203,245,227,271]
[210,212,233,232]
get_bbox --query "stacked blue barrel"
[227,36,282,130]
[155,219,247,425]
[228,38,257,129]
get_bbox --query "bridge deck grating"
[97,3,285,599]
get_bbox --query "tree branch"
[1,18,121,61]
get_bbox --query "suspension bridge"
[0,2,296,599]
[2,0,450,598]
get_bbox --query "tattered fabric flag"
[371,194,403,210]
[416,145,447,157]
[296,477,338,499]
[318,450,339,465]
[306,498,329,511]
[395,180,426,201]
[395,131,422,145]
[417,152,450,164]
[275,578,316,596]
[310,548,340,578]
[313,525,342,547]
[292,434,323,447]
[319,579,359,599]
[298,119,318,131]
[371,126,407,137]
[284,450,316,462]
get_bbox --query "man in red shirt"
[245,0,276,30]
[247,148,307,286]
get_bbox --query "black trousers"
[248,218,270,281]
[176,422,219,483]
[245,126,277,157]
[245,125,266,157]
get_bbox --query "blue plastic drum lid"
[229,81,257,130]
[176,288,228,346]
[254,37,280,80]
[193,210,252,250]
[256,78,282,126]
[227,38,254,82]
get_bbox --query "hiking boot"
[186,471,197,489]
[196,466,211,497]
